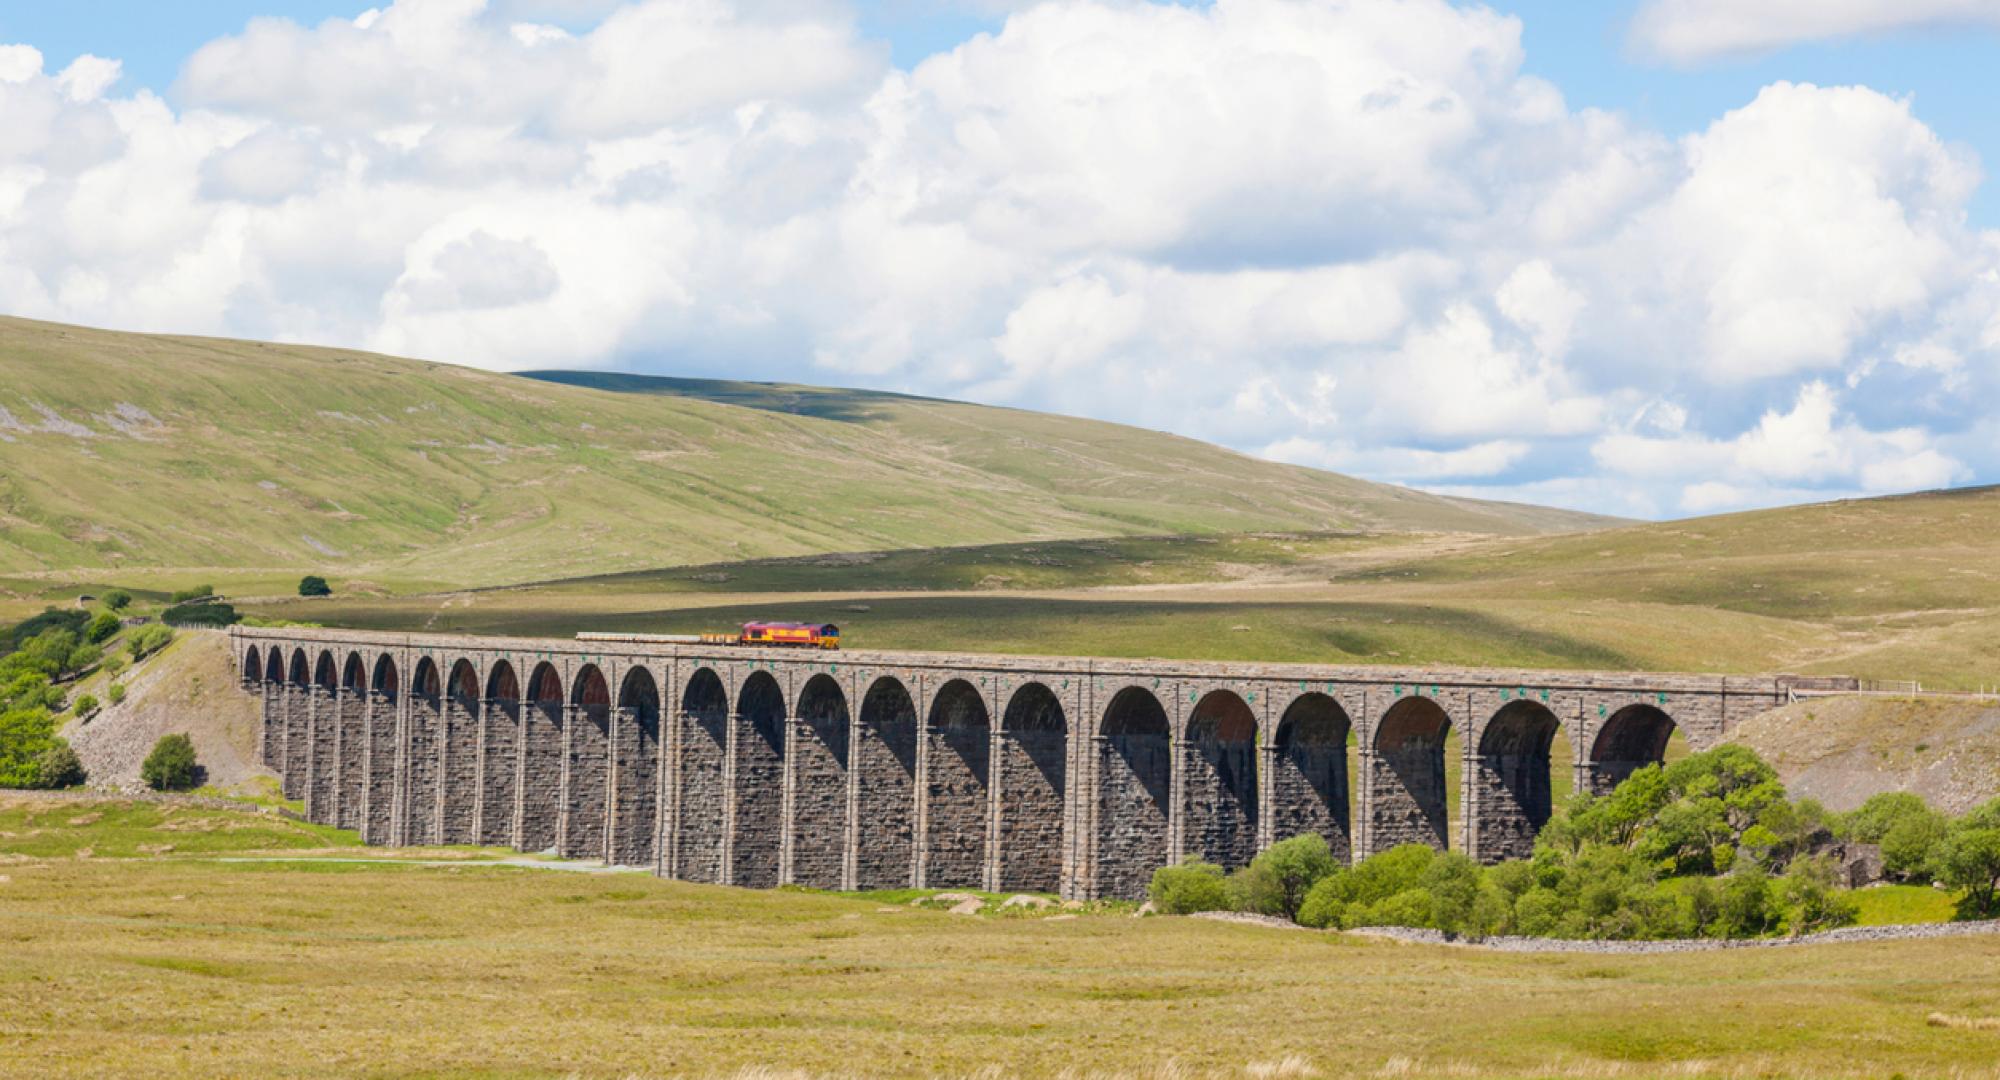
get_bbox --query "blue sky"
[2,1,1996,519]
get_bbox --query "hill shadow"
[514,370,949,425]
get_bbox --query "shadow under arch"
[998,682,1067,893]
[1589,704,1676,796]
[924,679,991,890]
[1098,686,1170,900]
[1183,689,1257,870]
[1474,700,1560,862]
[790,673,850,889]
[732,670,786,888]
[1271,692,1351,862]
[1371,697,1452,853]
[674,668,730,883]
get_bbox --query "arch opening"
[436,660,482,845]
[1589,704,1676,796]
[516,662,565,853]
[675,668,729,884]
[1098,686,1171,899]
[1474,700,1560,862]
[1370,697,1452,853]
[791,673,850,889]
[401,658,445,846]
[265,648,284,684]
[998,682,1067,893]
[924,680,991,890]
[1272,693,1351,863]
[242,645,262,684]
[854,677,918,889]
[333,652,368,831]
[1183,690,1258,871]
[731,670,787,888]
[610,667,662,867]
[477,660,522,847]
[561,665,612,860]
[289,649,310,686]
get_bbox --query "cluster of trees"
[0,626,102,788]
[1150,745,2000,940]
[1839,791,2000,915]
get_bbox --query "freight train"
[575,621,841,650]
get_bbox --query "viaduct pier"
[231,627,1841,900]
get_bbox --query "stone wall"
[235,628,1807,901]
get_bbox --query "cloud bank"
[1632,0,2000,64]
[1,0,1995,518]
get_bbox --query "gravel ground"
[1342,920,2000,952]
[61,630,267,793]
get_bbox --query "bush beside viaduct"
[230,628,1845,900]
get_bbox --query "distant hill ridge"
[0,316,1612,585]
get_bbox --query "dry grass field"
[4,797,2000,1080]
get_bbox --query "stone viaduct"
[230,627,1837,900]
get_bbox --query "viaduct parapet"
[230,627,1842,900]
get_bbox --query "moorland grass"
[5,800,1997,1078]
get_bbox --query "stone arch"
[562,665,612,860]
[1183,689,1258,870]
[1370,697,1453,853]
[1589,704,1676,796]
[1473,701,1560,862]
[923,679,991,890]
[478,660,523,847]
[1098,686,1171,899]
[288,648,310,686]
[1272,693,1351,862]
[313,650,338,691]
[791,672,850,889]
[431,659,481,844]
[265,647,284,683]
[732,670,786,888]
[517,662,565,853]
[305,651,340,824]
[334,652,368,831]
[998,682,1066,893]
[371,654,399,697]
[676,667,730,884]
[405,657,444,846]
[242,644,262,684]
[854,676,918,889]
[360,653,400,842]
[610,667,662,867]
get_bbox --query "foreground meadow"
[3,798,1999,1079]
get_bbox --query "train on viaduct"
[230,628,1844,900]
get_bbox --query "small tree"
[298,575,332,597]
[1148,857,1232,914]
[84,611,122,645]
[1239,833,1340,921]
[71,693,99,720]
[1934,826,2000,918]
[107,683,127,706]
[127,624,175,660]
[103,589,133,611]
[141,733,200,791]
[31,743,86,789]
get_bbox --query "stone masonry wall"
[517,702,562,853]
[337,691,366,831]
[1182,738,1257,870]
[561,705,610,861]
[997,729,1065,892]
[854,717,916,889]
[477,701,520,847]
[789,715,849,889]
[609,706,660,867]
[923,724,989,889]
[1098,734,1171,900]
[440,698,479,845]
[729,712,783,888]
[405,697,441,846]
[1269,741,1348,862]
[364,693,397,845]
[676,712,728,883]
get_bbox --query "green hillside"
[0,317,1607,589]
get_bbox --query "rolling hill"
[0,316,1609,589]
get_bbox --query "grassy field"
[4,798,2000,1079]
[0,317,1601,592]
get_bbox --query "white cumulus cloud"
[1632,0,2000,64]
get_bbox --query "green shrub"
[127,625,175,660]
[2,609,89,653]
[1712,867,1778,938]
[1237,833,1339,921]
[141,733,200,791]
[1297,844,1437,929]
[1842,792,1932,843]
[107,683,126,705]
[1780,855,1858,935]
[1148,857,1232,914]
[1880,809,1949,882]
[298,575,332,597]
[168,584,215,605]
[84,611,122,645]
[1933,806,2000,917]
[31,742,86,789]
[71,693,99,719]
[102,589,132,611]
